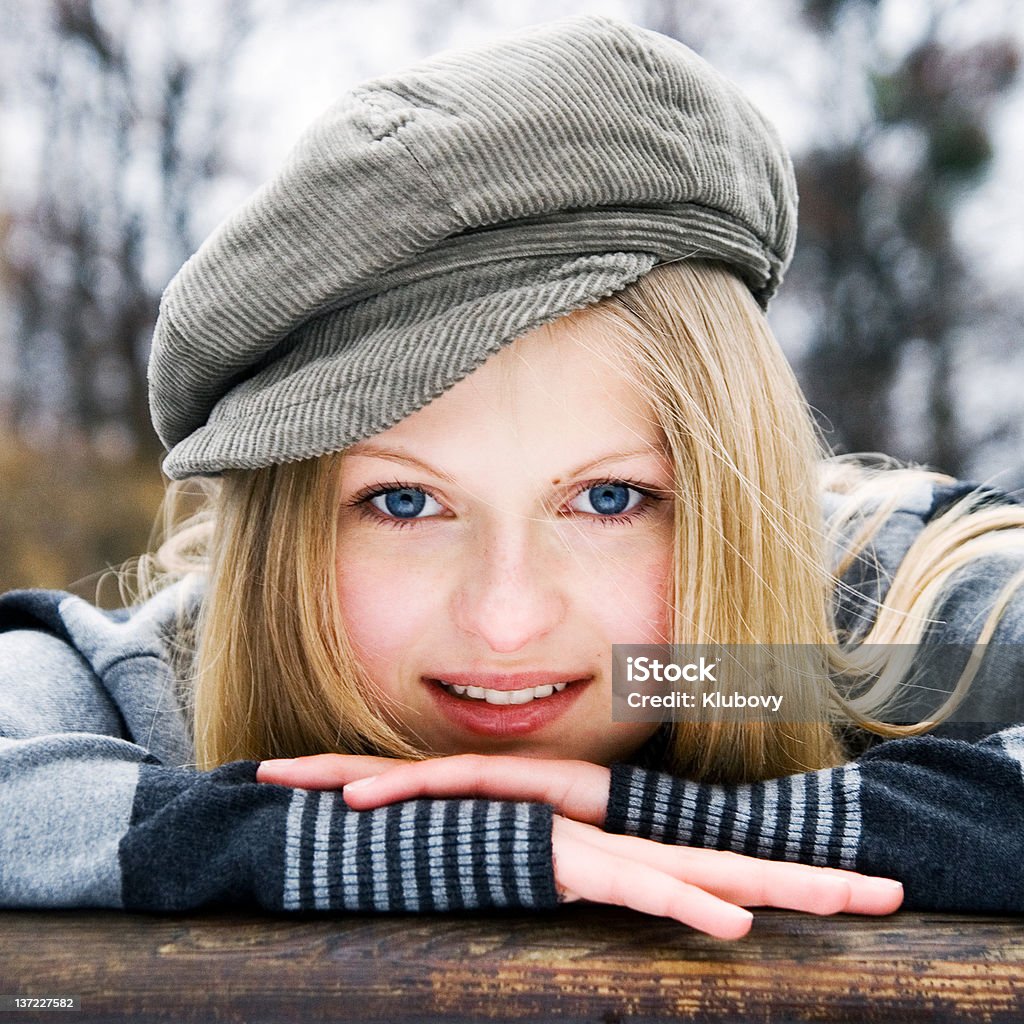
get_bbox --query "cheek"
[334,543,437,676]
[576,536,673,644]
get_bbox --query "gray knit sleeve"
[119,761,559,912]
[0,730,558,911]
[0,602,559,913]
[605,724,1024,913]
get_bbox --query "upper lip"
[425,671,591,691]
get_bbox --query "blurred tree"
[0,0,257,457]
[639,0,1020,478]
[792,1,1019,474]
[0,0,500,594]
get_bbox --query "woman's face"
[335,311,673,764]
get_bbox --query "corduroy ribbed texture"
[149,15,798,477]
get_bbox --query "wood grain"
[1,908,1021,1022]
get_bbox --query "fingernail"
[259,758,295,770]
[343,777,378,792]
[872,879,903,892]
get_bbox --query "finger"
[787,864,905,916]
[255,754,407,788]
[556,819,902,917]
[553,823,753,940]
[341,754,610,825]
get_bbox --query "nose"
[452,515,567,654]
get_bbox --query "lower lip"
[423,677,591,738]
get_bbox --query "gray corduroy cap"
[149,15,797,479]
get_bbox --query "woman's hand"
[256,752,611,825]
[257,753,904,937]
[550,816,903,939]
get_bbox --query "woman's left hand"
[256,753,611,827]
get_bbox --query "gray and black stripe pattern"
[118,761,558,913]
[605,763,861,869]
[282,789,558,911]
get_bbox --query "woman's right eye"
[368,487,444,520]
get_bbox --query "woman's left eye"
[570,482,645,517]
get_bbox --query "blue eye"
[572,483,643,517]
[370,487,443,520]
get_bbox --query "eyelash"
[347,477,665,531]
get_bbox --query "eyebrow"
[560,448,669,480]
[343,443,667,483]
[343,444,459,483]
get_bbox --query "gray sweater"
[2,477,1023,914]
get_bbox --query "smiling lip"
[423,672,592,738]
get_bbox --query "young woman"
[2,16,1023,940]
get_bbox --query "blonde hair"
[138,260,1024,778]
[592,263,1024,779]
[816,455,1024,735]
[140,461,422,768]
[572,263,842,779]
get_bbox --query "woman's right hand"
[551,815,903,940]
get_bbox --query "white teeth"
[436,680,572,704]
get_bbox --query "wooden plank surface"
[1,907,1022,1022]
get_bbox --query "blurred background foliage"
[0,439,165,604]
[1,0,1022,601]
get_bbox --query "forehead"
[351,309,661,454]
